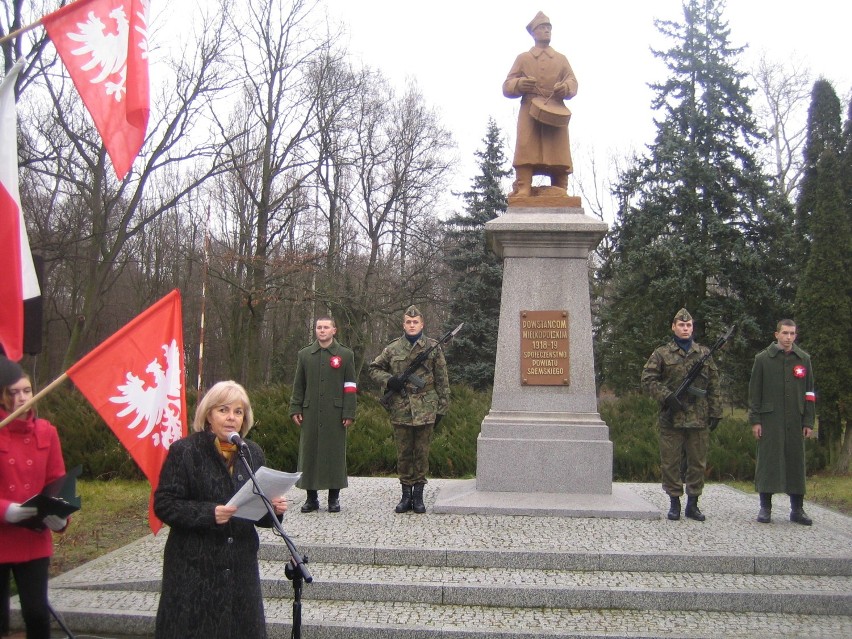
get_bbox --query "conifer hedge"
[36,386,825,482]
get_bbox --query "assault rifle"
[669,324,736,410]
[379,323,463,409]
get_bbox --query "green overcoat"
[289,339,357,490]
[748,343,816,495]
[368,334,450,426]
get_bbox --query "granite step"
[11,480,852,638]
[54,559,852,616]
[23,588,852,639]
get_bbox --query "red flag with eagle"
[67,290,186,533]
[42,0,150,180]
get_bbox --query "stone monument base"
[476,410,612,494]
[432,202,660,520]
[433,480,659,519]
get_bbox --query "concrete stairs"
[23,537,852,638]
[11,480,852,637]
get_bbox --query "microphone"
[228,432,248,448]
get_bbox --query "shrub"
[600,393,660,481]
[32,384,827,483]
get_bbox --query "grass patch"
[50,479,152,578]
[724,472,852,515]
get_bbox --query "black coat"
[154,430,274,639]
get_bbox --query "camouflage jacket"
[641,340,722,429]
[369,334,450,426]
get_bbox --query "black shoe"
[790,509,813,526]
[685,496,705,522]
[667,496,681,521]
[412,483,426,514]
[328,498,341,513]
[757,507,771,523]
[300,499,320,513]
[395,485,413,513]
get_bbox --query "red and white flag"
[0,59,41,362]
[67,289,187,533]
[42,0,150,180]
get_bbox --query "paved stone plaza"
[13,478,852,638]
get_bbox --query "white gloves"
[43,515,68,531]
[4,503,38,523]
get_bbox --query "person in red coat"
[0,367,68,638]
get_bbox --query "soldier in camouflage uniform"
[641,309,722,521]
[369,306,450,514]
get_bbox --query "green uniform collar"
[309,338,340,354]
[768,342,807,359]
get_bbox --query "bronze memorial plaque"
[520,310,570,385]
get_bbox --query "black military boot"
[685,495,705,521]
[789,494,813,526]
[757,492,772,523]
[301,490,320,513]
[395,484,413,513]
[327,489,341,513]
[412,483,426,514]
[667,496,681,521]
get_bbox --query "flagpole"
[0,21,42,46]
[0,372,68,428]
[0,0,101,46]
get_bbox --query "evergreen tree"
[794,79,843,268]
[795,83,852,470]
[443,119,510,389]
[595,0,793,398]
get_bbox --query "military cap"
[526,11,551,34]
[404,305,422,318]
[0,356,24,387]
[673,308,693,323]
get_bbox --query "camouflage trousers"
[660,426,709,497]
[393,423,435,485]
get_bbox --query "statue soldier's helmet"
[526,11,551,34]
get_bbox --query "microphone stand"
[234,446,312,639]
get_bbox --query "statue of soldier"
[503,11,578,198]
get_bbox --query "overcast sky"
[153,1,852,217]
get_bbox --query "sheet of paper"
[227,466,302,521]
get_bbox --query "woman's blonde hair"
[192,380,254,435]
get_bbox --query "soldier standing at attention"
[369,306,450,514]
[748,319,816,525]
[290,316,357,513]
[641,309,722,521]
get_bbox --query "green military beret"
[404,305,422,318]
[673,308,693,323]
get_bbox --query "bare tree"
[751,54,812,199]
[13,5,234,372]
[331,78,456,370]
[213,0,332,385]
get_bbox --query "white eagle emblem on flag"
[65,1,150,102]
[109,340,184,449]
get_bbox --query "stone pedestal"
[433,205,658,519]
